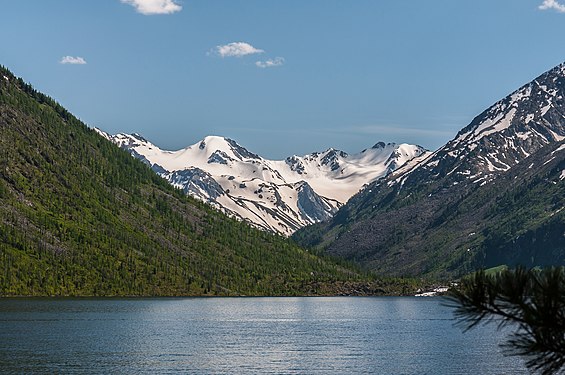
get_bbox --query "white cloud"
[121,0,182,15]
[60,56,87,65]
[255,57,285,69]
[539,0,565,12]
[212,42,264,58]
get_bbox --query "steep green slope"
[0,65,377,296]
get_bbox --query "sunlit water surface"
[0,297,526,374]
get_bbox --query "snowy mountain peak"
[105,131,427,235]
[193,135,234,156]
[371,141,387,149]
[131,133,149,142]
[187,136,261,163]
[387,61,565,190]
[110,132,158,150]
[453,62,565,148]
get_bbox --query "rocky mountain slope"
[294,62,565,278]
[98,131,427,235]
[0,65,378,296]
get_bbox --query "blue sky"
[2,0,565,158]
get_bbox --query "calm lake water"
[0,297,526,374]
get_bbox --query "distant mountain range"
[294,62,565,278]
[97,131,427,235]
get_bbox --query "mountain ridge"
[99,130,428,235]
[294,61,565,278]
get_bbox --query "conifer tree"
[447,267,565,375]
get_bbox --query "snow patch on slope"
[381,62,565,191]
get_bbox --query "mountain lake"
[0,297,527,374]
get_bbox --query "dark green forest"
[0,65,397,296]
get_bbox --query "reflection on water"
[0,297,526,374]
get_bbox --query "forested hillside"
[0,65,381,296]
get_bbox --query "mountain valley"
[1,59,565,294]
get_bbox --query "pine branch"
[446,267,565,375]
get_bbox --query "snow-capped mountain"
[294,61,565,277]
[96,130,427,235]
[390,62,565,189]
